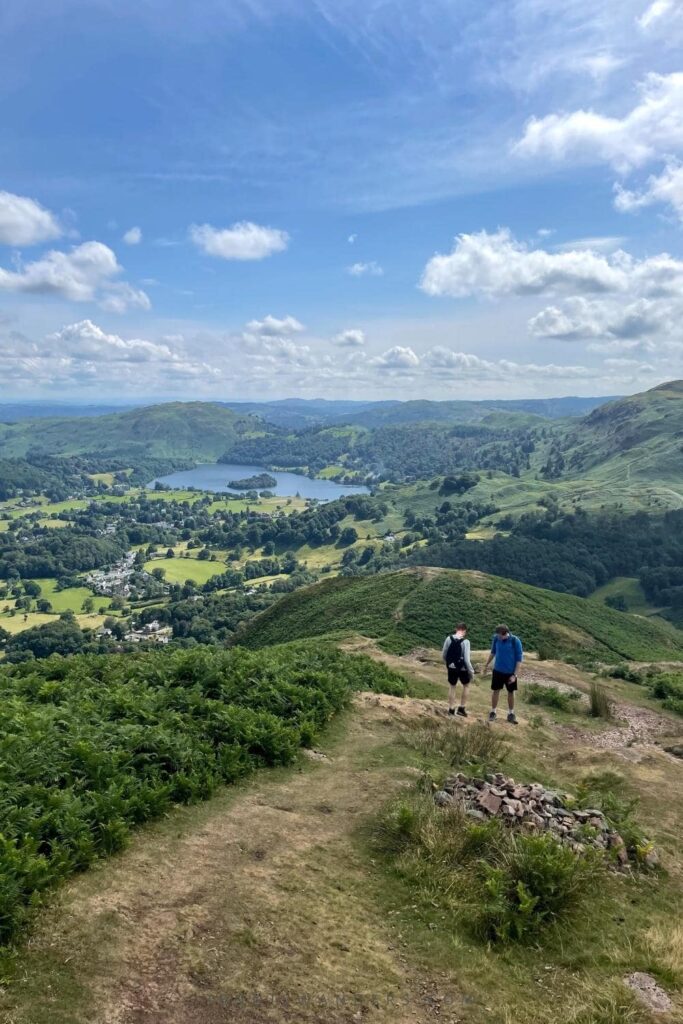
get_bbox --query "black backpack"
[445,634,466,670]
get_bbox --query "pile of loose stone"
[434,771,642,866]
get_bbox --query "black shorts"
[491,670,518,692]
[448,667,471,686]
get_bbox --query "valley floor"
[2,649,682,1024]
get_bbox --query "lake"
[148,463,369,500]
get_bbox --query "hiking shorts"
[448,667,471,686]
[491,670,518,692]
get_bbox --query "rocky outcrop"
[433,772,654,867]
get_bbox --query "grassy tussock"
[642,922,683,986]
[405,719,509,772]
[589,680,612,719]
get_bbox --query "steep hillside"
[238,567,683,662]
[560,380,683,489]
[0,402,259,461]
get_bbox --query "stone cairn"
[434,771,639,866]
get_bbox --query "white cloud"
[614,160,683,221]
[0,319,222,393]
[420,228,683,300]
[638,0,677,31]
[347,260,384,276]
[528,295,676,341]
[425,347,592,380]
[334,328,365,347]
[371,346,419,369]
[0,240,151,311]
[190,220,289,260]
[514,72,683,174]
[348,233,357,244]
[240,315,311,365]
[123,226,142,245]
[0,190,62,246]
[421,230,619,297]
[47,320,174,362]
[245,314,304,337]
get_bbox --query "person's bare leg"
[448,684,457,711]
[491,689,500,711]
[460,684,469,708]
[507,690,515,711]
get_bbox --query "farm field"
[143,555,227,585]
[591,577,663,618]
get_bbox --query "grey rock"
[624,972,672,1014]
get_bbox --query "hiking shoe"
[488,710,497,722]
[456,707,468,718]
[448,707,456,716]
[507,712,518,725]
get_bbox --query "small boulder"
[624,972,672,1014]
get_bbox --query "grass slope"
[238,567,683,663]
[0,402,258,461]
[560,380,683,493]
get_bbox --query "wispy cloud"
[347,260,383,277]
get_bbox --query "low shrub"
[576,772,647,855]
[475,832,602,943]
[523,683,581,712]
[0,642,406,945]
[603,666,683,718]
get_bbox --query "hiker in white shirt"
[441,622,475,718]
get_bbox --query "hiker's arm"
[483,640,495,672]
[464,639,475,677]
[441,637,450,663]
[512,639,523,678]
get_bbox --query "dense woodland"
[221,421,537,481]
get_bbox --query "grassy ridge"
[238,568,683,662]
[0,402,258,461]
[0,643,407,944]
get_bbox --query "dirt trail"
[2,698,465,1024]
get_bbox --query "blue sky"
[1,0,683,401]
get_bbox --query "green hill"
[0,402,259,461]
[238,567,683,663]
[559,380,683,494]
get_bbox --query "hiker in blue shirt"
[483,624,523,725]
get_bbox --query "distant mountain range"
[0,395,614,430]
[222,395,616,429]
[0,402,135,423]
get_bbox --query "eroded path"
[0,698,464,1024]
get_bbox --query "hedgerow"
[0,642,406,944]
